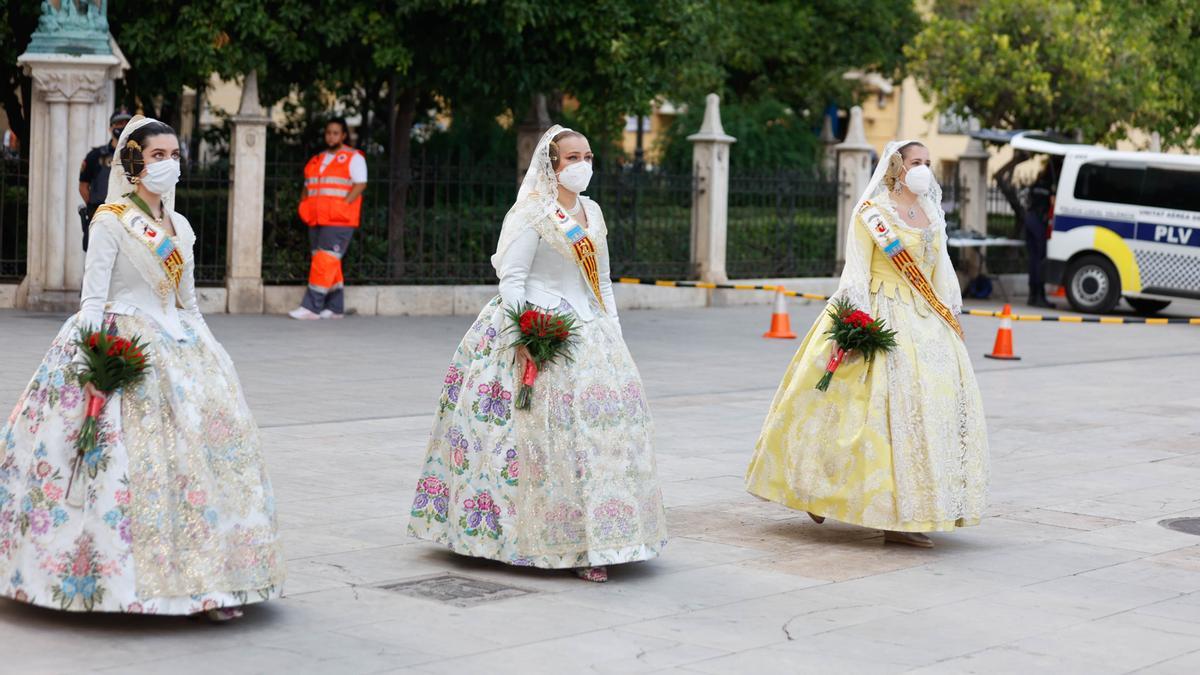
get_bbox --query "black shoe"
[1028,297,1054,309]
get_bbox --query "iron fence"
[591,168,695,279]
[261,160,697,285]
[726,171,840,278]
[986,183,1019,236]
[151,158,844,287]
[0,158,28,281]
[985,182,1025,274]
[174,163,229,285]
[939,173,1026,276]
[262,159,518,284]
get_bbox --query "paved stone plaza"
[1,298,1199,674]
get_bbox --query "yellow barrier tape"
[612,278,1198,324]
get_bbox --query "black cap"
[110,110,132,124]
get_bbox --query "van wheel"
[1065,254,1121,314]
[1126,298,1171,315]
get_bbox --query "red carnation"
[71,328,150,502]
[815,299,898,392]
[505,303,578,410]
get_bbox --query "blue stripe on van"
[1053,214,1135,238]
[1054,214,1198,247]
[1137,223,1199,247]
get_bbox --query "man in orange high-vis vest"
[289,118,368,320]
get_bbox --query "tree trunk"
[387,77,418,278]
[189,81,204,165]
[992,151,1030,236]
[2,75,31,160]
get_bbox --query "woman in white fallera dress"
[408,126,667,582]
[0,117,284,619]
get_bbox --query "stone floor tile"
[1136,648,1200,675]
[819,597,1085,661]
[3,301,1200,672]
[983,574,1181,619]
[906,644,1126,675]
[416,628,718,674]
[1007,612,1200,672]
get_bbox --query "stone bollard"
[834,106,873,267]
[687,93,736,285]
[225,70,269,314]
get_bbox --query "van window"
[1142,167,1200,212]
[1074,163,1144,206]
[1074,162,1200,212]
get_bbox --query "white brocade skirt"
[0,312,284,614]
[408,296,668,568]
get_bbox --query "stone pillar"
[957,137,991,282]
[834,106,873,266]
[516,94,551,184]
[17,52,123,311]
[225,70,269,313]
[687,94,736,284]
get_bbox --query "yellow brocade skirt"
[745,276,989,532]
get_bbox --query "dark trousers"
[1024,212,1048,300]
[81,203,101,251]
[301,225,355,314]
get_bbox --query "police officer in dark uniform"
[1024,159,1059,308]
[77,110,132,251]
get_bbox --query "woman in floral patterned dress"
[0,117,284,619]
[408,126,667,582]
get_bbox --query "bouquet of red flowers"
[504,304,578,410]
[68,327,149,500]
[815,299,899,392]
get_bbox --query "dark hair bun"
[119,120,178,180]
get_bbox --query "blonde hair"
[548,130,585,170]
[883,141,926,191]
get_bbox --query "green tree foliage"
[1,0,44,155]
[657,0,920,171]
[698,0,920,117]
[655,98,820,173]
[1111,0,1200,149]
[907,0,1199,150]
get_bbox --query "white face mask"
[903,164,934,196]
[139,158,180,195]
[557,160,593,194]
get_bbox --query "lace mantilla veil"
[491,124,581,273]
[831,139,963,316]
[102,115,194,253]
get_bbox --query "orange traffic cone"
[1052,285,1066,297]
[763,287,797,339]
[984,304,1021,360]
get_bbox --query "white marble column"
[16,52,123,312]
[687,93,736,284]
[834,106,874,267]
[225,70,269,313]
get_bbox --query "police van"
[1011,132,1200,314]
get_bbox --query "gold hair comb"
[126,139,142,152]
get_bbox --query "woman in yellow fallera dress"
[745,140,989,548]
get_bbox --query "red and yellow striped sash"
[861,201,963,340]
[550,205,606,312]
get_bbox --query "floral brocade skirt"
[408,296,667,568]
[0,312,284,614]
